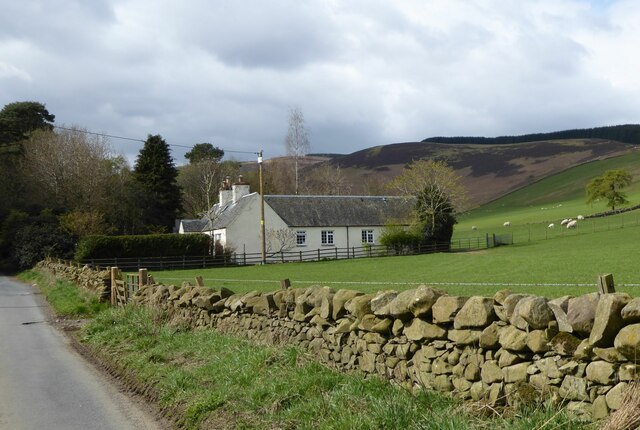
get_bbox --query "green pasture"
[453,150,640,242]
[152,223,640,299]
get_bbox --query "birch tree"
[284,107,310,194]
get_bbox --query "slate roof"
[179,219,207,233]
[202,192,258,231]
[263,195,413,227]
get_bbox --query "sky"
[2,0,640,165]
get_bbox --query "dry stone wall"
[41,261,640,421]
[132,281,640,421]
[37,260,111,301]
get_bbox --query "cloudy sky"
[2,0,639,164]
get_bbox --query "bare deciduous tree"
[179,160,240,217]
[22,127,113,210]
[302,164,352,195]
[266,228,297,256]
[284,107,310,194]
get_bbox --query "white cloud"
[0,0,639,164]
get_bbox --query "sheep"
[577,215,585,220]
[471,226,477,230]
[567,220,578,229]
[503,221,511,227]
[560,219,569,226]
[548,223,555,228]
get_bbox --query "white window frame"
[361,229,374,244]
[213,233,222,242]
[296,230,307,246]
[321,230,334,246]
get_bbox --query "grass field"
[151,222,640,299]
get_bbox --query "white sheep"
[560,219,569,226]
[503,221,511,227]
[577,215,585,220]
[548,223,555,228]
[471,226,477,230]
[567,220,578,229]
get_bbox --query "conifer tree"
[133,134,182,232]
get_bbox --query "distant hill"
[422,124,640,145]
[310,137,637,206]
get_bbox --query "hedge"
[75,234,210,261]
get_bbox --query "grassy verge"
[18,269,108,318]
[81,306,589,430]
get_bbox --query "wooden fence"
[83,236,494,271]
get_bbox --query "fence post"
[597,274,615,294]
[317,249,320,261]
[335,248,338,260]
[110,267,120,306]
[299,251,302,262]
[138,268,148,287]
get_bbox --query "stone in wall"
[589,293,632,347]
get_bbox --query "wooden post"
[280,278,291,289]
[110,267,120,306]
[139,268,148,287]
[597,274,615,294]
[195,275,204,287]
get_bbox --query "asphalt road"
[0,276,161,430]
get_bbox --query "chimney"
[232,175,251,203]
[219,176,232,207]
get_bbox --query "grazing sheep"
[577,215,585,220]
[471,226,477,230]
[503,221,511,227]
[548,223,555,228]
[567,220,578,229]
[560,219,569,226]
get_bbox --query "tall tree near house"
[133,134,182,233]
[284,107,310,194]
[179,160,240,217]
[389,159,467,246]
[586,169,632,210]
[184,143,224,164]
[0,101,55,146]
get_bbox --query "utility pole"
[258,150,266,264]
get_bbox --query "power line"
[52,124,261,156]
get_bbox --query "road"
[0,276,162,430]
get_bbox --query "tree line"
[422,124,640,145]
[0,101,243,270]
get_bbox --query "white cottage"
[182,178,412,260]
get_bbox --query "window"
[361,229,374,244]
[213,233,222,242]
[296,230,307,246]
[321,230,334,245]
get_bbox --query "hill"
[314,138,636,206]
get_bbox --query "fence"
[83,236,494,271]
[110,268,148,306]
[454,211,640,245]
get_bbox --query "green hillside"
[457,150,640,229]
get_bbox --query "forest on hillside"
[422,124,640,145]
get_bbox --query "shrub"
[75,233,210,261]
[1,209,75,270]
[379,225,422,255]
